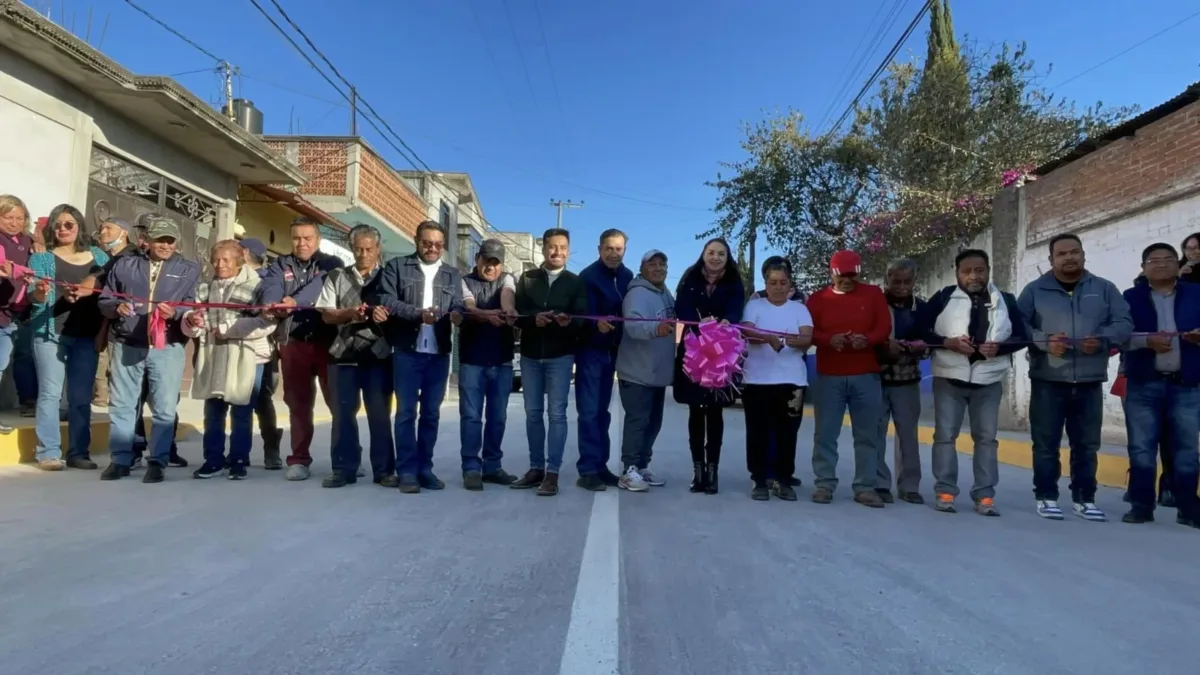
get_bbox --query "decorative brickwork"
[357,150,424,238]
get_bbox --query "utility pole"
[350,86,358,136]
[219,61,236,121]
[745,200,759,300]
[549,199,584,228]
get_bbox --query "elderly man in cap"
[98,215,201,483]
[457,239,519,490]
[240,237,284,468]
[805,249,893,507]
[92,216,138,407]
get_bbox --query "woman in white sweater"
[181,240,276,480]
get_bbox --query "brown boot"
[510,469,545,490]
[536,472,560,496]
[855,491,885,508]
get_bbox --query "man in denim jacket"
[98,216,201,484]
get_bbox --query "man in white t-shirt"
[739,260,814,501]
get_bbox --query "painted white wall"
[0,45,236,227]
[319,238,354,266]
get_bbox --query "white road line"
[558,382,622,675]
[558,489,620,675]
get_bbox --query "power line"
[532,0,573,167]
[501,0,543,124]
[825,0,933,138]
[1047,8,1200,91]
[120,0,221,63]
[815,0,908,133]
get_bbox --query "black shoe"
[1176,514,1200,528]
[168,453,188,468]
[143,462,165,484]
[788,476,802,487]
[876,489,895,504]
[704,463,719,495]
[510,469,545,490]
[482,469,517,486]
[322,472,354,488]
[100,463,130,481]
[66,457,98,470]
[418,473,445,490]
[1159,489,1177,509]
[576,473,607,492]
[898,491,925,505]
[376,475,400,488]
[193,462,225,479]
[227,464,248,480]
[772,480,798,501]
[1122,510,1154,524]
[597,469,621,487]
[398,474,421,494]
[689,462,707,493]
[463,471,484,491]
[751,480,769,501]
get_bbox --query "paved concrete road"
[1,396,1198,675]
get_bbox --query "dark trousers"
[255,353,282,451]
[617,380,666,471]
[1124,377,1200,519]
[330,360,395,480]
[393,351,451,478]
[743,384,803,483]
[687,404,724,464]
[575,348,616,475]
[280,340,332,466]
[1029,380,1102,502]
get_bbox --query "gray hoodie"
[1016,270,1132,383]
[616,276,677,387]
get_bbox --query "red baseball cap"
[830,250,862,276]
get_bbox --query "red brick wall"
[1025,99,1200,246]
[263,140,349,196]
[358,150,425,238]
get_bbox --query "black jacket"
[514,267,588,360]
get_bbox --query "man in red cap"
[805,249,892,507]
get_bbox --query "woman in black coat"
[673,238,745,495]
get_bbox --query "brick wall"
[263,140,349,196]
[357,150,424,238]
[1025,99,1200,246]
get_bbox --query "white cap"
[641,249,667,264]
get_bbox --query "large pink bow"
[681,321,746,389]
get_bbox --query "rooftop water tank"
[223,98,264,135]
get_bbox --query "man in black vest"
[458,239,519,490]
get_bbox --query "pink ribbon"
[681,321,746,390]
[8,263,29,306]
[148,306,168,349]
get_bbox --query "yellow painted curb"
[0,414,333,467]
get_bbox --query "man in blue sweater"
[574,229,633,491]
[1120,242,1200,528]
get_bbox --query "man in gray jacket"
[614,250,676,492]
[1017,233,1133,522]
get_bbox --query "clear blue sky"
[36,0,1200,284]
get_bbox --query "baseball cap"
[240,237,268,259]
[830,250,862,276]
[477,239,506,263]
[144,215,181,241]
[103,217,132,233]
[641,249,667,264]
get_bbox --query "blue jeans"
[811,373,884,494]
[331,360,395,480]
[522,355,573,473]
[108,342,186,467]
[1029,380,1102,502]
[32,335,100,461]
[459,363,513,474]
[202,365,264,467]
[0,321,38,405]
[1124,377,1200,518]
[574,348,616,475]
[393,351,450,478]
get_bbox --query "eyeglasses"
[419,240,445,249]
[53,221,77,231]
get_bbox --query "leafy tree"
[855,4,1135,263]
[703,112,882,291]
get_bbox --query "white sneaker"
[285,464,311,481]
[639,468,665,487]
[1036,500,1064,520]
[618,467,649,492]
[1073,502,1107,522]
